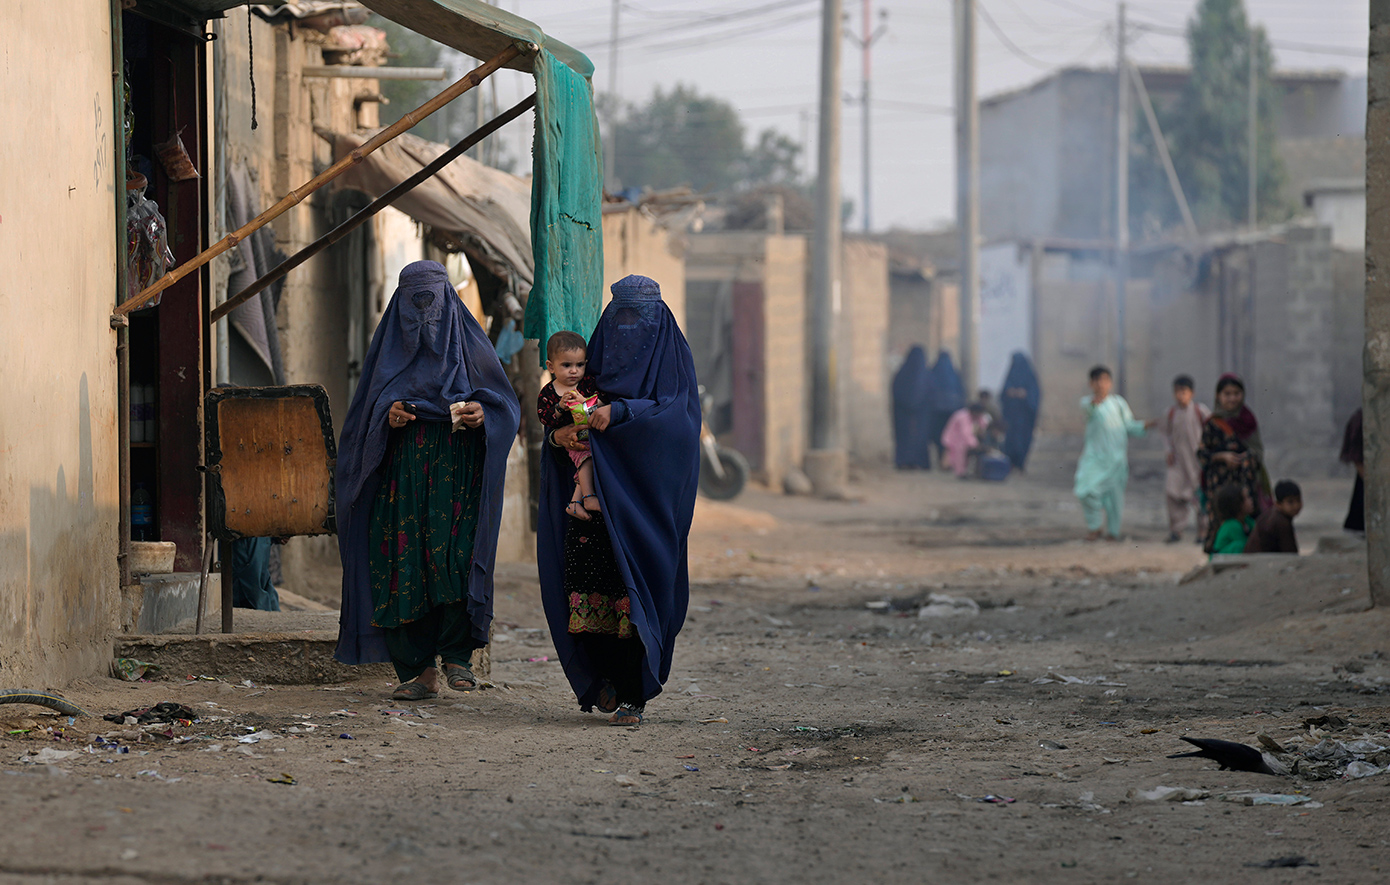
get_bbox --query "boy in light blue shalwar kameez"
[1074,365,1154,540]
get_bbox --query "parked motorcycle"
[698,388,749,500]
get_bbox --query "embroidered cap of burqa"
[334,260,520,665]
[537,274,701,706]
[892,345,935,469]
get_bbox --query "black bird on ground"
[1167,737,1284,775]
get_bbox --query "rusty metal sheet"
[205,385,337,541]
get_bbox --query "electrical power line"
[572,0,817,52]
[1131,19,1364,59]
[977,1,1111,71]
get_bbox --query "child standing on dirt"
[537,331,606,521]
[1074,365,1156,541]
[1209,483,1255,556]
[1162,375,1211,544]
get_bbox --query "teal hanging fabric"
[525,48,604,362]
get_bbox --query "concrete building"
[685,231,893,487]
[1,0,602,683]
[977,224,1360,475]
[979,66,1368,244]
[686,233,810,492]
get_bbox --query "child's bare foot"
[566,498,591,520]
[1083,530,1104,542]
[582,493,601,513]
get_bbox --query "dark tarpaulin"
[1000,352,1041,470]
[536,276,701,708]
[892,346,934,470]
[334,260,520,665]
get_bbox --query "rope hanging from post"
[248,11,257,130]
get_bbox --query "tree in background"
[1166,0,1287,229]
[609,84,803,194]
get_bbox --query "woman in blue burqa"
[539,275,701,727]
[892,345,935,470]
[1000,352,1041,471]
[334,260,520,701]
[928,351,966,463]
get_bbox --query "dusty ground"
[4,454,1389,884]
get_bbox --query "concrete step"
[115,610,490,685]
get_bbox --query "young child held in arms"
[1244,479,1302,554]
[1209,483,1255,556]
[537,331,605,520]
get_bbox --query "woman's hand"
[553,424,589,452]
[1215,451,1244,466]
[588,404,613,432]
[387,401,416,429]
[457,401,485,429]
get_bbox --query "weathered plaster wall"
[214,9,385,593]
[602,208,686,329]
[685,233,808,491]
[840,240,891,465]
[0,2,121,682]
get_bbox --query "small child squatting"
[1244,479,1302,554]
[538,331,604,521]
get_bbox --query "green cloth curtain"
[524,48,604,364]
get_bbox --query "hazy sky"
[482,1,1369,232]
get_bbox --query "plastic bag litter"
[917,593,980,619]
[1343,761,1385,779]
[20,747,79,764]
[1129,786,1210,802]
[1221,792,1321,807]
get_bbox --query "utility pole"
[955,0,979,393]
[1114,2,1130,396]
[853,3,887,233]
[604,0,620,189]
[806,0,847,497]
[1248,28,1258,229]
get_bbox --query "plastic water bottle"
[131,482,154,541]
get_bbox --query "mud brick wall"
[840,240,892,465]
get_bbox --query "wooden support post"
[113,42,524,318]
[211,92,537,325]
[221,540,234,634]
[195,533,213,636]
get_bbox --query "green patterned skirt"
[368,421,484,630]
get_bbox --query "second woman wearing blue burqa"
[538,275,701,727]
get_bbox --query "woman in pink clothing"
[941,404,990,477]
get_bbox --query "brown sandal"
[390,680,437,701]
[443,663,477,691]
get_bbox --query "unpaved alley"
[4,462,1388,884]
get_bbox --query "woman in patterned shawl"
[1197,373,1270,553]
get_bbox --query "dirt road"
[4,462,1388,884]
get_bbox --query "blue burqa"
[334,261,520,665]
[892,346,934,469]
[537,275,701,707]
[1000,352,1041,470]
[928,351,966,450]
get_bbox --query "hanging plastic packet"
[155,127,201,182]
[126,192,175,307]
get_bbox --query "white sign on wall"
[978,243,1032,394]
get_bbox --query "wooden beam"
[114,42,526,318]
[210,92,536,325]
